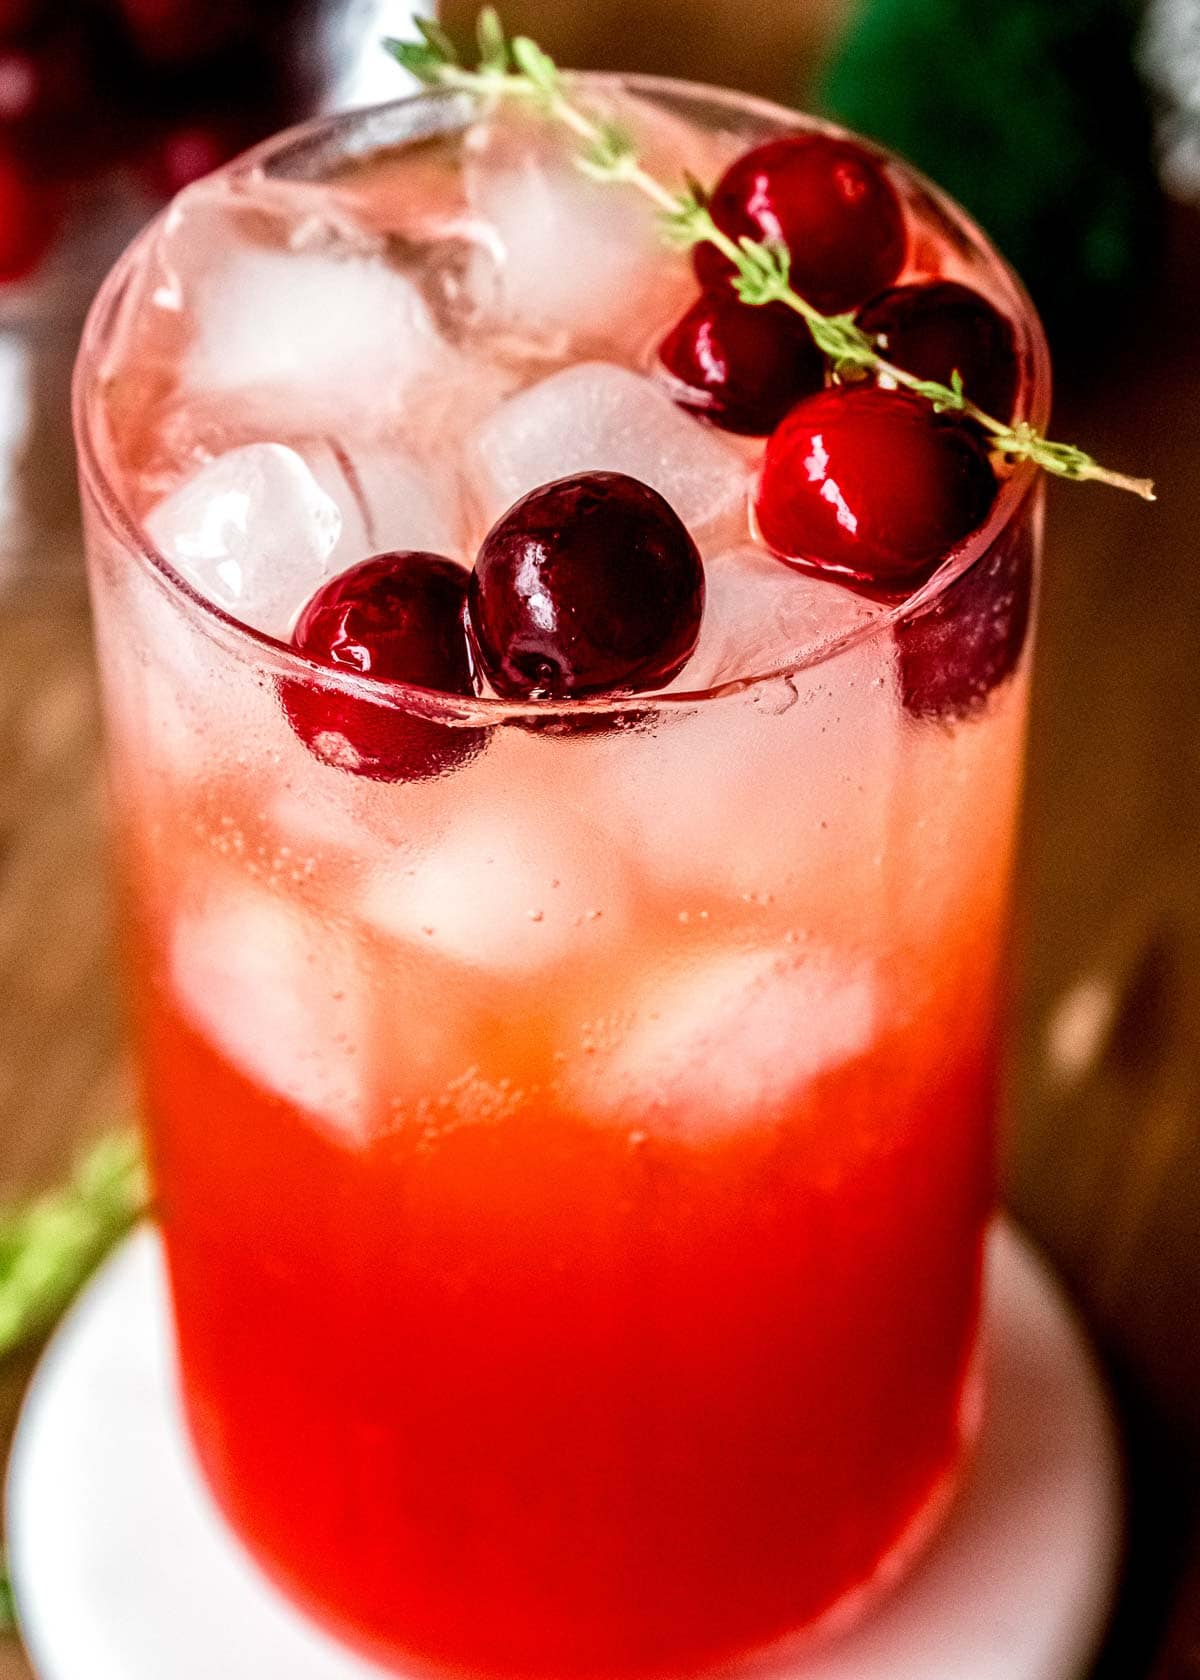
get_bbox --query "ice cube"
[144,443,342,636]
[463,108,695,356]
[170,882,373,1145]
[674,546,889,692]
[360,802,628,976]
[579,626,900,917]
[470,362,750,536]
[185,242,443,411]
[302,436,466,569]
[179,227,518,444]
[568,945,876,1137]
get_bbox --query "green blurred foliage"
[0,1134,147,1362]
[820,0,1161,350]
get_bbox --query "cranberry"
[0,147,53,281]
[695,135,906,315]
[284,552,483,783]
[116,0,241,64]
[857,281,1021,423]
[0,29,90,131]
[897,517,1034,720]
[0,47,33,122]
[657,291,825,435]
[755,386,998,594]
[141,119,244,196]
[0,0,42,44]
[468,472,705,699]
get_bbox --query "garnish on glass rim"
[386,11,1154,503]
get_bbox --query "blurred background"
[0,0,1198,1675]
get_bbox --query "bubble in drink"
[144,443,342,635]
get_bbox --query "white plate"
[7,1221,1121,1680]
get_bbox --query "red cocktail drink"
[77,71,1047,1680]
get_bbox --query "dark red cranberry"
[0,0,43,44]
[140,119,244,196]
[0,147,54,280]
[469,472,705,699]
[0,48,33,121]
[755,386,998,594]
[284,552,483,783]
[857,281,1021,423]
[657,290,825,435]
[115,0,241,64]
[897,516,1035,720]
[0,30,89,131]
[695,135,907,315]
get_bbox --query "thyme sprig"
[0,1133,148,1360]
[386,10,1154,501]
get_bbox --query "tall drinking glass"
[75,79,1048,1680]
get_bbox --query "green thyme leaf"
[415,15,460,65]
[511,35,560,100]
[382,36,446,84]
[908,375,966,412]
[659,185,714,248]
[806,311,875,365]
[0,1133,149,1360]
[476,6,509,74]
[577,119,638,181]
[731,238,792,306]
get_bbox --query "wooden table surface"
[2,13,1199,1678]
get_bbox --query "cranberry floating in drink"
[857,279,1022,424]
[756,385,999,592]
[286,551,482,782]
[76,36,1072,1680]
[469,471,705,698]
[897,518,1036,721]
[694,133,907,312]
[657,291,826,434]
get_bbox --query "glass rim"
[74,73,1051,727]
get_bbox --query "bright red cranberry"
[469,472,705,699]
[695,135,907,315]
[284,552,483,783]
[657,291,825,435]
[755,386,998,593]
[857,281,1021,422]
[897,518,1034,720]
[0,147,53,280]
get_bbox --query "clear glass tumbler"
[76,80,1049,1680]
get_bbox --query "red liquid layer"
[134,939,994,1680]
